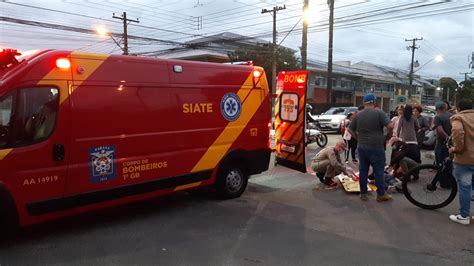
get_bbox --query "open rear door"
[274,70,308,173]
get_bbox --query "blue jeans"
[435,145,449,165]
[453,163,474,217]
[358,145,386,196]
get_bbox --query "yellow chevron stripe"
[174,181,202,191]
[191,73,268,172]
[0,149,13,160]
[36,52,110,104]
[279,95,305,158]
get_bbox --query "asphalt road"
[1,134,472,266]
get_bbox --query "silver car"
[310,107,358,132]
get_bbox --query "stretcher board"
[336,174,373,193]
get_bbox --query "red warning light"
[56,58,71,69]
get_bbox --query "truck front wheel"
[0,191,19,236]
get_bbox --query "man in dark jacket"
[347,93,393,202]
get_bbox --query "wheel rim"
[226,169,243,193]
[403,165,457,209]
[317,134,327,146]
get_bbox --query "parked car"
[421,111,436,149]
[310,106,358,132]
[423,129,436,149]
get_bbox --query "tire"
[215,162,248,199]
[316,133,328,148]
[402,164,457,210]
[0,191,19,236]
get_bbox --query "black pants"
[345,138,357,161]
[391,143,421,166]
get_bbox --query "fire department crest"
[220,93,241,121]
[89,145,117,182]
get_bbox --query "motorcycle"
[306,119,328,148]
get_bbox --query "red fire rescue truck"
[0,48,307,231]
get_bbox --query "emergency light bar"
[0,48,21,69]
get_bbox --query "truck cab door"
[274,71,308,173]
[0,84,70,218]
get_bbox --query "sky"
[0,0,473,82]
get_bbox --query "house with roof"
[148,32,438,112]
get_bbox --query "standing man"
[448,100,474,225]
[433,101,452,165]
[347,93,393,201]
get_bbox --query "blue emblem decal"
[220,93,241,121]
[89,145,117,182]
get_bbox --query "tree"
[456,79,474,103]
[439,77,458,102]
[231,44,300,77]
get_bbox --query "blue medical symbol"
[221,93,241,121]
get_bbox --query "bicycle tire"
[316,133,328,148]
[402,164,457,210]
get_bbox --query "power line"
[0,16,184,46]
[112,12,139,55]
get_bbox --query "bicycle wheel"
[316,133,328,147]
[402,164,457,210]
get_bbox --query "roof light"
[0,48,21,68]
[56,58,71,69]
[253,70,261,78]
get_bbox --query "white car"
[310,107,358,132]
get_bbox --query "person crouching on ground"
[448,100,474,225]
[311,141,348,186]
[347,93,394,202]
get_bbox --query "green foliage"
[439,77,458,101]
[456,79,474,103]
[231,44,301,77]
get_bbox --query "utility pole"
[405,37,423,99]
[460,71,472,81]
[113,12,139,55]
[262,5,286,98]
[326,0,334,105]
[301,0,308,70]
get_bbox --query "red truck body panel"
[0,50,271,226]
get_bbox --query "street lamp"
[94,26,123,53]
[437,85,452,103]
[414,55,443,73]
[303,1,320,23]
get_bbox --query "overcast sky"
[1,0,473,82]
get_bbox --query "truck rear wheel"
[216,163,248,199]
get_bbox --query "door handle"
[53,144,65,161]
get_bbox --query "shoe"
[394,184,405,193]
[387,185,396,193]
[449,214,470,225]
[352,159,358,163]
[345,161,349,164]
[376,193,393,202]
[360,193,368,201]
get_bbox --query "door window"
[0,87,59,148]
[279,92,299,122]
[0,92,14,148]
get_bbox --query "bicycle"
[402,137,457,210]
